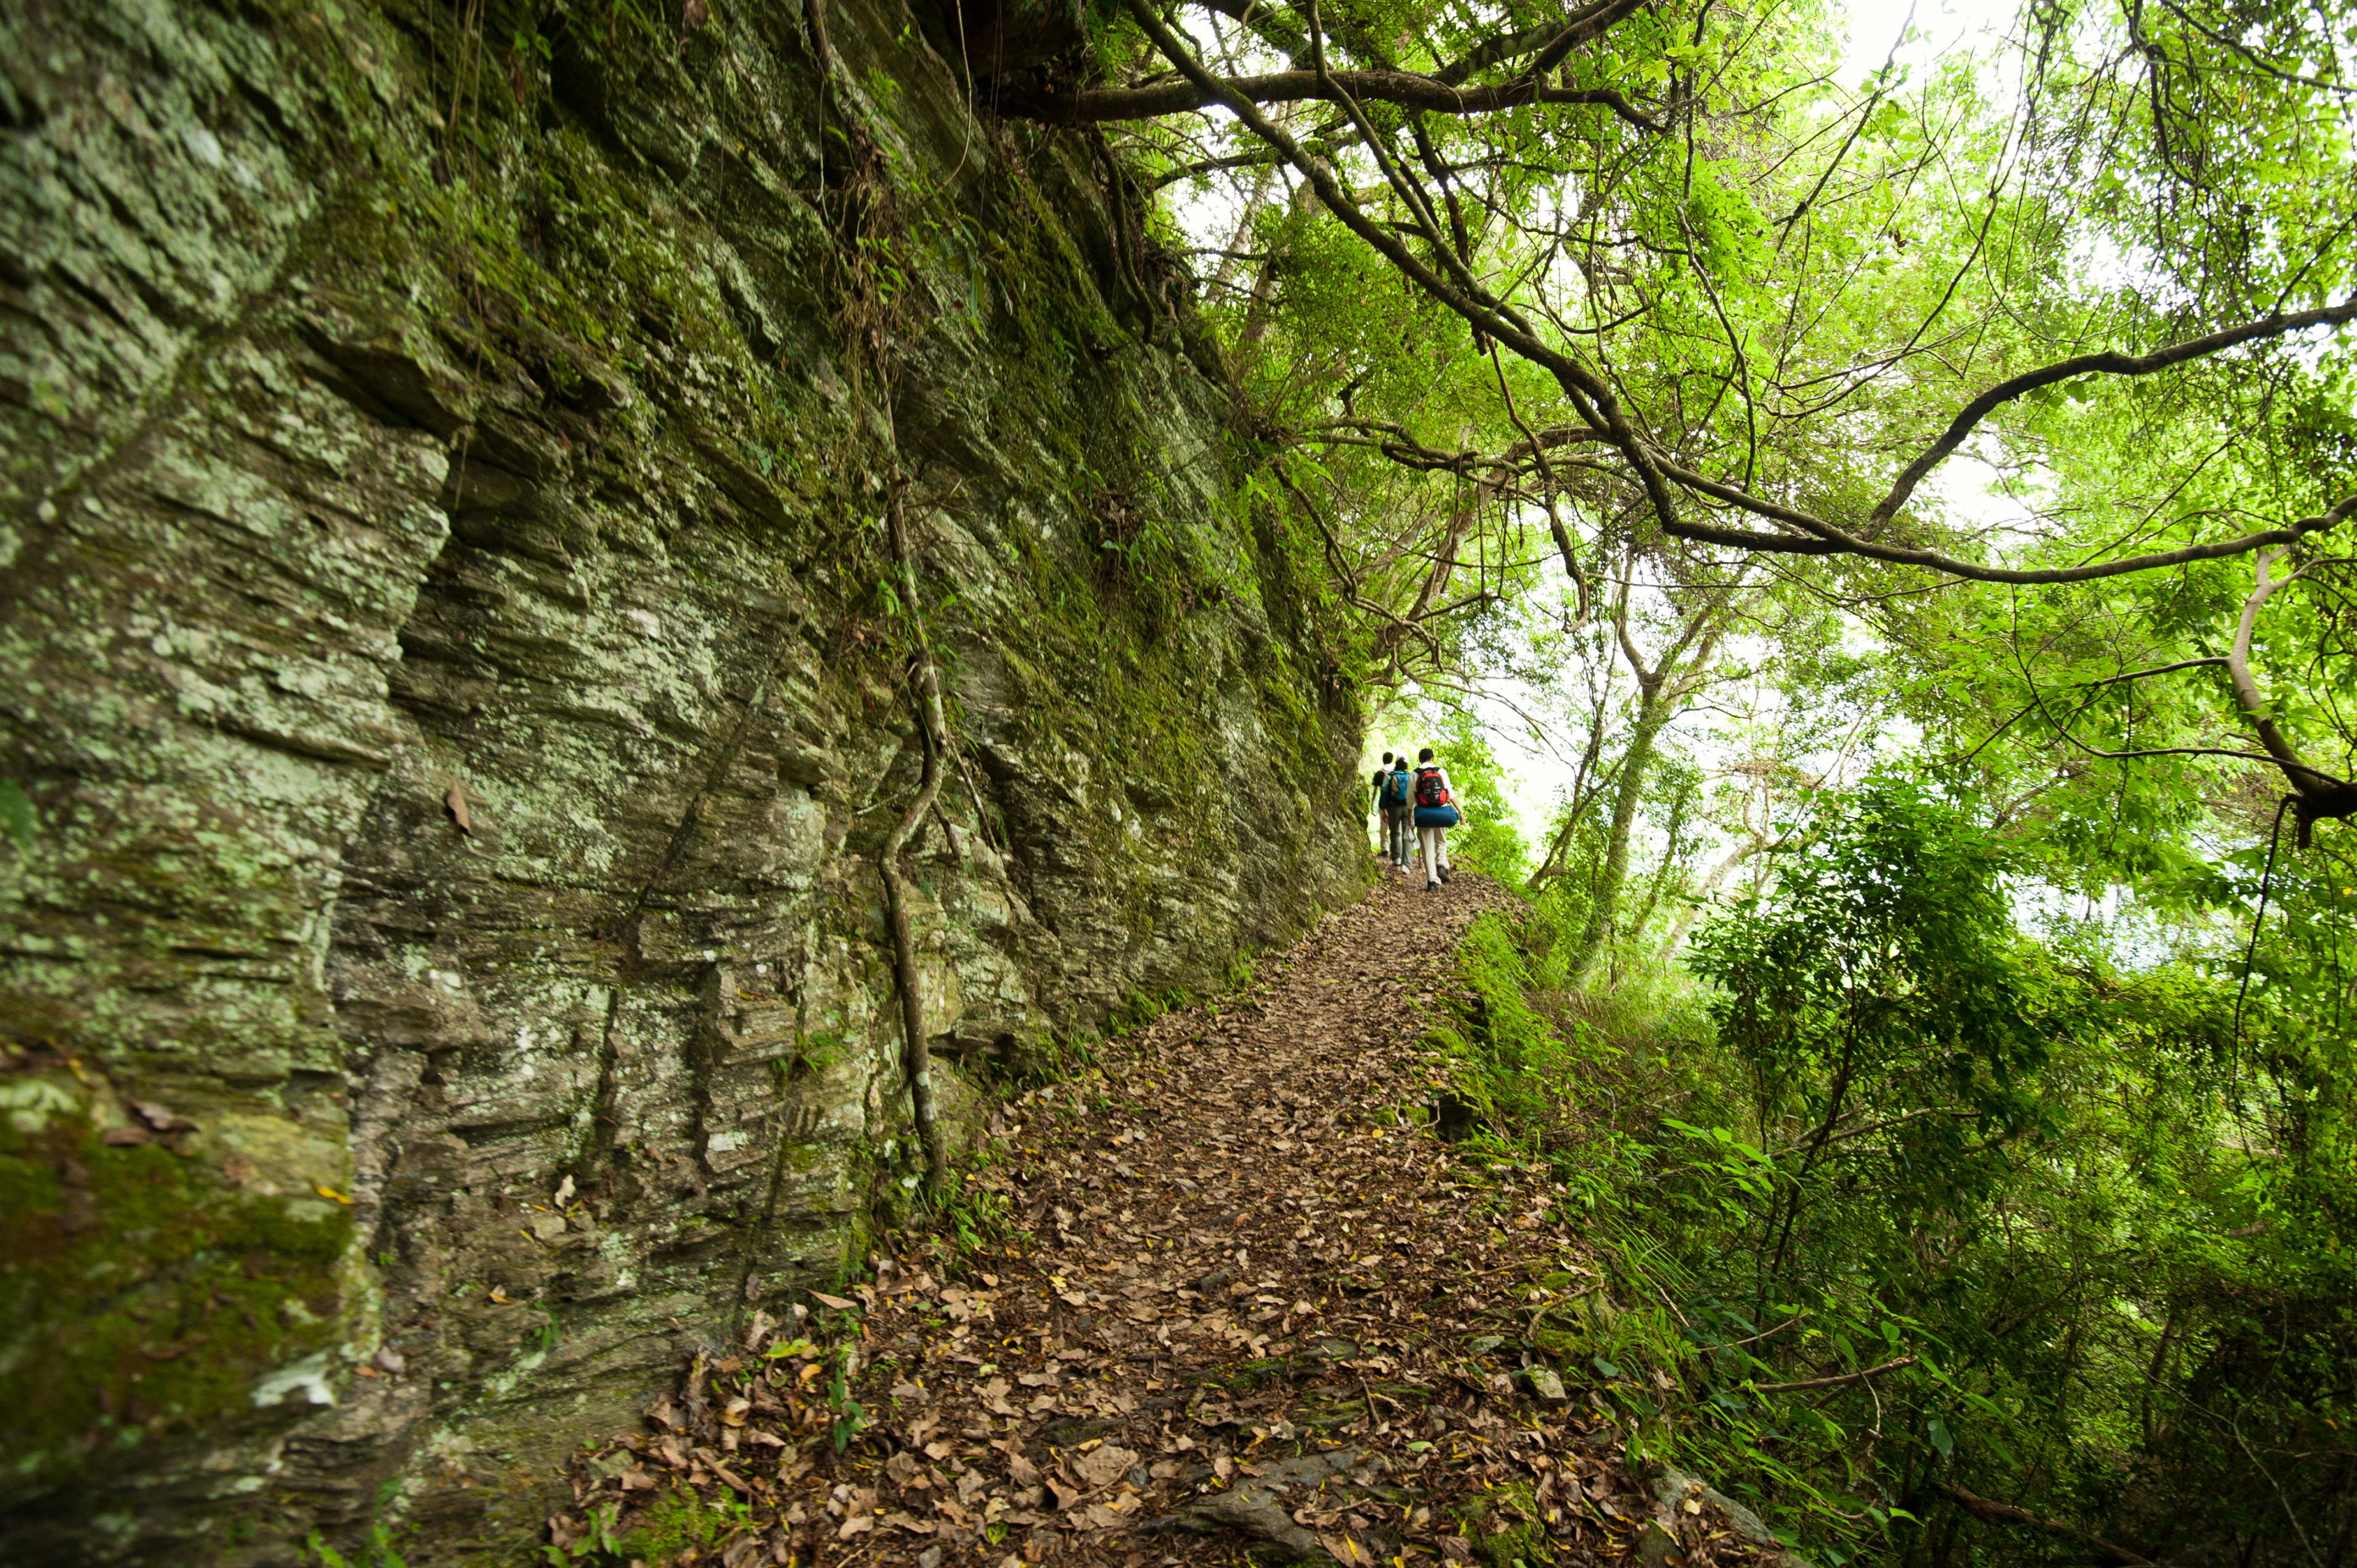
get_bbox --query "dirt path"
[562,873,1773,1568]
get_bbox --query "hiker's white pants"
[1418,823,1450,882]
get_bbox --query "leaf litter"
[557,874,1782,1567]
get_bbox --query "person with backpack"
[1369,751,1395,851]
[1411,746,1462,890]
[1378,753,1415,872]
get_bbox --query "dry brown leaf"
[1073,1444,1137,1489]
[585,878,1729,1568]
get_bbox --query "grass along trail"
[559,872,1782,1568]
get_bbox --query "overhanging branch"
[994,67,1663,129]
[1937,1482,2156,1566]
[1119,0,1695,556]
[1660,455,2357,586]
[1750,1354,1918,1394]
[1867,298,2357,534]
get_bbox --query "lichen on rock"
[0,0,1366,1559]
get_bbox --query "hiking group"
[1369,748,1462,890]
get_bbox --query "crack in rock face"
[0,0,1364,1558]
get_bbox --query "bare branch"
[1194,0,1309,60]
[1501,0,1654,86]
[1489,342,1593,627]
[1149,148,1286,188]
[1936,1481,2157,1566]
[1866,297,2357,535]
[2224,546,2316,780]
[2074,656,2228,689]
[1660,457,2357,585]
[1779,1106,1965,1158]
[1751,1354,1918,1394]
[1436,10,1601,84]
[995,67,1663,129]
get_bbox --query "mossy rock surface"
[0,0,1367,1559]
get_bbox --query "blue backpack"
[1380,768,1412,809]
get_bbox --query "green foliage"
[309,1504,412,1568]
[542,1503,621,1566]
[1081,0,2357,1556]
[1453,778,2357,1564]
[826,1343,867,1453]
[1422,718,1529,882]
[937,1145,1022,1257]
[0,780,33,849]
[1452,1481,1551,1567]
[1431,887,1662,1212]
[1687,778,2049,1209]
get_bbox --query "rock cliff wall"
[0,0,1364,1558]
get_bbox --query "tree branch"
[2075,655,2228,689]
[1660,455,2357,585]
[1195,0,1309,60]
[1865,297,2357,535]
[1150,148,1286,188]
[1936,1481,2156,1566]
[994,67,1662,127]
[1504,0,1655,86]
[1120,0,1693,558]
[1751,1354,1918,1394]
[2224,546,2315,780]
[1488,342,1593,626]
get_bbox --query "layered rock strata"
[0,0,1362,1558]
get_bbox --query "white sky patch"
[1838,0,2020,89]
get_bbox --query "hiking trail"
[561,874,1781,1568]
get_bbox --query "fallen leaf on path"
[556,876,1783,1568]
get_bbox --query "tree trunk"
[1569,689,1667,977]
[1621,774,1695,959]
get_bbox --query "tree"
[961,5,2357,1553]
[980,0,2357,834]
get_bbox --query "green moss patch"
[0,1071,352,1503]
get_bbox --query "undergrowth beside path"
[553,874,1787,1568]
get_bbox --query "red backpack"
[1414,767,1451,809]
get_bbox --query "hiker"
[1378,752,1415,873]
[1411,747,1461,889]
[1368,751,1395,853]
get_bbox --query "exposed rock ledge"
[0,0,1363,1559]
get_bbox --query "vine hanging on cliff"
[805,0,957,1194]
